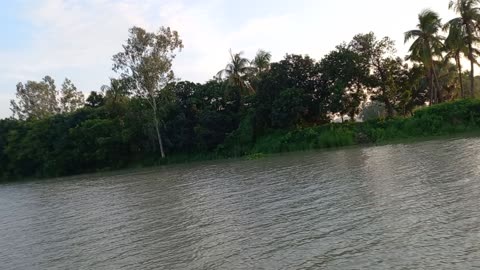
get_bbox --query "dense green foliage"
[2,96,480,181]
[4,0,480,180]
[247,99,480,155]
[224,99,480,154]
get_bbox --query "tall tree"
[319,45,369,121]
[252,49,272,74]
[112,26,183,158]
[349,32,399,117]
[447,0,480,98]
[10,76,59,120]
[217,50,254,94]
[405,9,444,105]
[59,78,84,113]
[444,19,469,98]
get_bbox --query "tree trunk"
[385,99,394,118]
[349,112,355,122]
[252,114,258,143]
[467,28,475,98]
[456,53,464,99]
[428,69,434,106]
[377,63,392,113]
[432,66,441,103]
[152,102,165,159]
[470,47,475,98]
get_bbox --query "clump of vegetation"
[227,99,480,157]
[246,153,266,160]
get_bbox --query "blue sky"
[0,0,455,119]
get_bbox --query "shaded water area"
[2,138,480,269]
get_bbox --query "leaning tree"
[113,26,183,158]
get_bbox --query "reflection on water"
[1,138,480,269]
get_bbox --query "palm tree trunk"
[427,68,435,106]
[470,48,475,98]
[456,54,464,99]
[468,31,475,98]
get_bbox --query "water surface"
[2,138,480,269]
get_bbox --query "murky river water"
[2,138,480,269]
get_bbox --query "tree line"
[2,0,480,179]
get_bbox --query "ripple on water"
[2,138,480,269]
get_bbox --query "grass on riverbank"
[215,99,480,158]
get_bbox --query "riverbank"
[2,99,480,182]
[148,99,480,165]
[217,99,480,155]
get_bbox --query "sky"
[0,0,457,119]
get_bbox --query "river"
[1,138,480,269]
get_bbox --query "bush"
[241,99,480,156]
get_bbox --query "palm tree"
[252,49,272,74]
[447,0,480,98]
[217,50,255,94]
[405,9,445,105]
[444,20,469,98]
